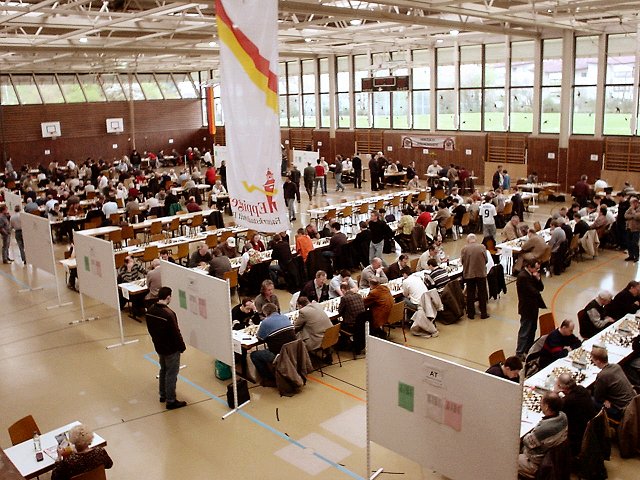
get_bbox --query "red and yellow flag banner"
[216,0,287,232]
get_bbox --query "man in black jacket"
[369,156,379,191]
[605,280,640,320]
[555,373,597,456]
[516,257,547,358]
[368,211,393,265]
[352,153,362,188]
[146,287,187,410]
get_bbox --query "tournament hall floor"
[1,178,639,479]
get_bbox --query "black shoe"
[625,257,634,261]
[291,217,296,221]
[166,400,187,410]
[323,354,333,365]
[480,314,490,319]
[159,397,165,403]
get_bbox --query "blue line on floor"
[0,268,31,289]
[144,353,363,480]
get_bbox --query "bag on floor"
[227,378,250,408]
[215,360,232,380]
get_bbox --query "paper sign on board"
[198,298,207,319]
[179,289,187,309]
[444,400,463,431]
[426,393,444,423]
[423,363,444,388]
[84,256,90,272]
[398,382,414,412]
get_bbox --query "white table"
[3,421,106,479]
[519,313,639,437]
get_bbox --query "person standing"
[352,153,362,189]
[10,205,25,263]
[314,159,325,197]
[289,164,301,203]
[0,205,12,264]
[369,155,379,191]
[334,156,345,192]
[368,210,393,264]
[461,234,489,319]
[303,162,315,201]
[572,174,590,208]
[515,257,546,359]
[624,196,640,262]
[283,175,297,221]
[146,287,187,410]
[478,197,497,238]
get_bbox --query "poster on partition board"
[292,149,319,172]
[213,145,229,168]
[74,232,120,311]
[216,0,289,233]
[160,260,233,364]
[3,190,23,215]
[22,213,56,276]
[367,337,521,480]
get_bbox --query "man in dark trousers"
[461,234,489,320]
[515,257,547,359]
[146,287,187,410]
[369,155,379,191]
[303,162,315,201]
[352,153,362,189]
[289,165,301,203]
[283,175,297,221]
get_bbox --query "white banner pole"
[366,322,384,480]
[106,294,138,349]
[69,292,101,325]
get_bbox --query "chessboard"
[598,330,635,348]
[523,389,542,413]
[551,366,586,384]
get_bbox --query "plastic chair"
[175,243,190,265]
[539,313,556,336]
[224,270,239,302]
[114,251,128,269]
[71,465,107,480]
[488,349,506,367]
[120,225,135,246]
[8,415,40,445]
[409,257,419,272]
[205,233,218,249]
[142,246,159,266]
[313,323,342,376]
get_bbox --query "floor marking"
[307,375,366,403]
[550,255,620,318]
[275,433,352,476]
[0,268,31,289]
[143,353,363,480]
[321,405,367,448]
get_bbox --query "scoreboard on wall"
[361,75,410,92]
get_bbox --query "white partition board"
[367,337,521,480]
[4,190,23,215]
[213,145,229,168]
[292,149,319,171]
[22,213,56,276]
[160,260,233,364]
[74,232,120,311]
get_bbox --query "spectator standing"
[460,234,489,319]
[515,257,546,358]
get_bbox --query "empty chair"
[538,313,556,336]
[107,229,122,250]
[313,324,342,377]
[188,214,204,236]
[205,233,218,249]
[163,217,180,238]
[142,245,159,266]
[224,270,239,302]
[120,225,135,246]
[488,349,506,367]
[8,414,40,445]
[383,301,407,342]
[175,243,190,265]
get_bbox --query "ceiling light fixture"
[79,37,88,43]
[449,30,459,36]
[436,39,444,44]
[209,41,217,47]
[350,19,362,26]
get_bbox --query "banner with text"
[216,0,288,232]
[401,135,455,151]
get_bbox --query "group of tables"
[520,313,639,438]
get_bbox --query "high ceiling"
[0,0,638,74]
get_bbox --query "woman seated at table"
[211,180,229,211]
[243,232,266,253]
[52,423,113,480]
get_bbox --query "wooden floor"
[1,180,639,479]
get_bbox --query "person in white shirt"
[145,196,160,210]
[98,174,109,191]
[594,177,608,191]
[479,198,498,238]
[45,196,58,213]
[66,159,76,171]
[203,149,213,167]
[329,270,358,298]
[342,158,352,172]
[212,180,227,195]
[102,197,119,219]
[118,161,129,173]
[450,187,464,205]
[320,157,329,194]
[426,160,440,176]
[402,273,428,312]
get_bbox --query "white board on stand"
[291,149,319,171]
[3,190,23,215]
[160,260,233,364]
[213,145,229,168]
[74,232,120,311]
[22,213,56,276]
[367,337,521,480]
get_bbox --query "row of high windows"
[214,33,639,136]
[0,72,200,105]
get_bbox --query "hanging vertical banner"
[205,86,216,136]
[216,0,288,232]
